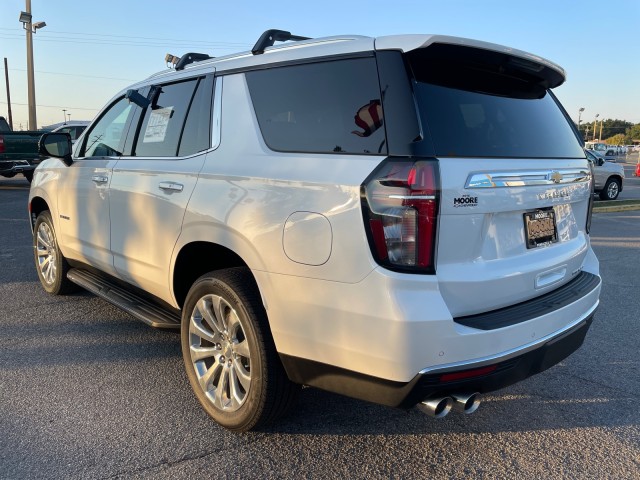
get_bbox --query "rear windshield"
[407,46,584,159]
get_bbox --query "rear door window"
[246,57,386,155]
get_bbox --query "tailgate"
[436,158,591,316]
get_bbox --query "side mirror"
[39,132,73,166]
[598,158,605,166]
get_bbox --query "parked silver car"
[585,149,625,200]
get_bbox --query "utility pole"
[3,57,13,130]
[599,119,604,141]
[25,0,36,130]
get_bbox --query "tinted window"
[134,79,198,157]
[246,58,386,155]
[82,98,133,157]
[407,48,584,159]
[57,125,86,141]
[178,76,214,156]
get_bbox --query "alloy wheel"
[36,222,57,285]
[188,294,252,412]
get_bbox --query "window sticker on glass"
[143,107,174,143]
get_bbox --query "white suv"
[30,30,601,431]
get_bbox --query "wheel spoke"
[198,298,223,334]
[229,367,245,404]
[233,357,251,391]
[37,230,51,250]
[214,366,229,408]
[227,311,242,339]
[234,339,250,359]
[199,361,222,392]
[39,256,51,269]
[190,317,216,343]
[190,345,218,362]
[212,296,231,332]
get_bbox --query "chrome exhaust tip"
[417,397,453,418]
[451,392,481,414]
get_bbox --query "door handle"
[158,181,184,192]
[91,175,109,184]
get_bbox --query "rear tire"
[33,211,77,295]
[24,171,33,183]
[181,267,300,432]
[599,178,621,200]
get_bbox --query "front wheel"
[23,171,34,183]
[181,267,300,432]
[33,211,77,294]
[600,178,621,200]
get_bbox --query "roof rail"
[252,29,311,55]
[175,52,213,70]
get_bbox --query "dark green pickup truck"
[0,116,44,183]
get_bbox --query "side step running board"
[67,268,181,329]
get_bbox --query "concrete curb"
[593,200,640,213]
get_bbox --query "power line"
[5,67,136,82]
[0,101,99,112]
[0,34,246,50]
[0,27,251,46]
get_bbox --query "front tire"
[181,267,300,432]
[33,211,77,295]
[24,171,34,183]
[600,178,621,200]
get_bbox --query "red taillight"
[362,159,439,273]
[0,135,5,154]
[439,365,497,382]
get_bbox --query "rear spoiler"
[375,34,565,89]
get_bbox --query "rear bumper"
[0,159,36,175]
[281,311,594,408]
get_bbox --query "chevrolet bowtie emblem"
[549,171,563,183]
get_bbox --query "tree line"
[576,119,640,145]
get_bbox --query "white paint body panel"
[28,32,599,388]
[109,154,205,302]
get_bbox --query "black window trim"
[219,51,374,77]
[122,74,216,160]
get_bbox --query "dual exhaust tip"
[417,392,481,418]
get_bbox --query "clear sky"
[1,0,639,130]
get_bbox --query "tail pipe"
[417,393,481,418]
[416,397,453,418]
[451,392,481,414]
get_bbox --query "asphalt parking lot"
[0,176,639,479]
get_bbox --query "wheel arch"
[172,241,258,310]
[609,175,623,191]
[29,196,50,233]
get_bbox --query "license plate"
[524,209,558,249]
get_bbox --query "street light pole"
[19,0,45,131]
[593,114,599,141]
[24,0,36,130]
[578,107,585,137]
[599,119,604,142]
[62,109,66,124]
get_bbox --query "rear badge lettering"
[537,188,570,201]
[453,195,478,208]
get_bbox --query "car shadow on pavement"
[262,375,638,435]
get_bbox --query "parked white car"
[28,30,601,431]
[585,149,625,199]
[50,121,90,144]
